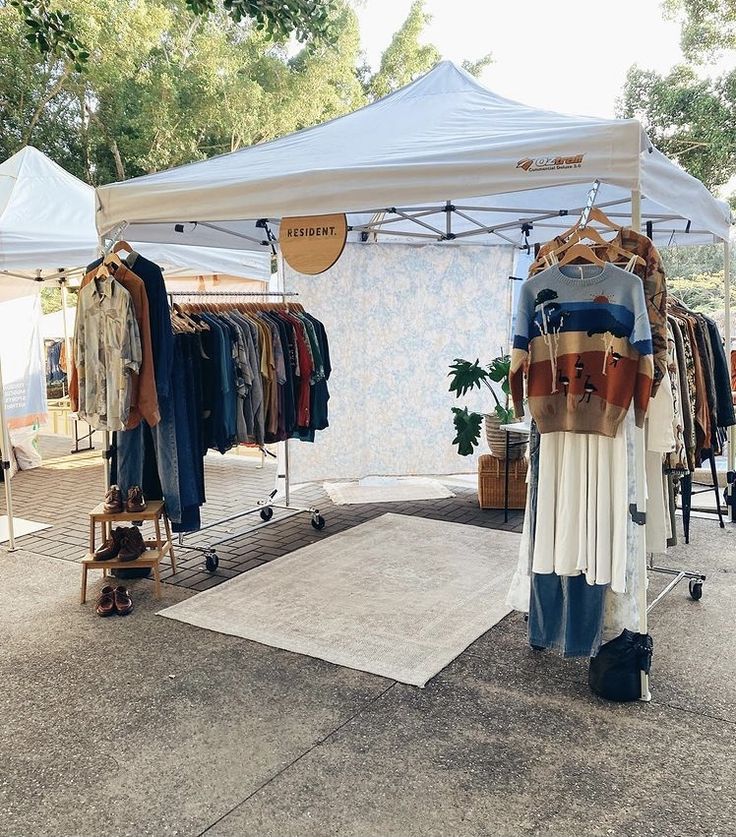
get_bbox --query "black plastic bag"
[588,629,653,702]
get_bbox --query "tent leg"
[633,187,651,701]
[0,353,16,551]
[724,239,734,475]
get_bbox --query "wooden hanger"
[557,242,606,267]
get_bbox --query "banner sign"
[279,214,348,275]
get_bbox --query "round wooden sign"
[279,214,348,275]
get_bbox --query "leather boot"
[103,485,124,514]
[93,527,127,561]
[118,526,146,562]
[126,486,147,514]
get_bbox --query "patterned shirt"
[73,275,141,431]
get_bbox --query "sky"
[354,0,727,119]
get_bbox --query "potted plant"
[448,354,527,459]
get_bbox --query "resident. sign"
[279,214,348,275]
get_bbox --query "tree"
[366,0,441,99]
[7,0,340,71]
[664,0,736,62]
[619,63,736,191]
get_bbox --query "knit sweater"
[510,263,654,436]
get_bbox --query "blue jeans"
[116,392,182,524]
[528,573,607,657]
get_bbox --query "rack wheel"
[205,553,219,573]
[311,514,326,531]
[260,507,274,522]
[689,579,703,601]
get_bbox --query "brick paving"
[1,434,523,591]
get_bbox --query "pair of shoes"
[95,585,133,617]
[103,485,147,514]
[94,526,147,562]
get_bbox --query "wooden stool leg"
[163,514,176,574]
[152,559,162,600]
[154,516,162,550]
[81,564,88,604]
[89,519,96,553]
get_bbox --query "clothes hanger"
[557,242,606,267]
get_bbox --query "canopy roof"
[96,61,731,249]
[0,147,271,295]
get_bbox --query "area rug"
[323,477,455,505]
[158,513,519,687]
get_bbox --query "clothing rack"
[169,289,325,572]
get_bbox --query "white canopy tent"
[94,61,733,703]
[96,61,730,250]
[0,146,271,293]
[0,146,272,549]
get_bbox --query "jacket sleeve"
[630,283,654,428]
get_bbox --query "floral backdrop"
[286,243,515,483]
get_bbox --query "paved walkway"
[2,434,522,592]
[2,435,734,837]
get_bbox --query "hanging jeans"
[528,573,607,658]
[116,391,182,525]
[171,335,201,533]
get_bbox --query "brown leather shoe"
[103,485,124,514]
[95,585,116,617]
[118,526,146,561]
[126,486,147,514]
[113,586,133,616]
[93,527,126,561]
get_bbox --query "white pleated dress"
[532,423,629,592]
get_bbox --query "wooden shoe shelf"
[80,500,176,604]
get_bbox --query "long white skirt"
[532,425,629,592]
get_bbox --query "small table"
[499,421,531,523]
[81,500,176,603]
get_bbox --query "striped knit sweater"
[510,263,654,436]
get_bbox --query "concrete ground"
[1,437,735,836]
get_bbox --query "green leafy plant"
[448,353,516,456]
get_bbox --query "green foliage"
[448,354,515,455]
[462,54,493,78]
[619,62,736,191]
[366,0,441,99]
[9,0,339,72]
[9,0,88,69]
[664,0,736,61]
[451,407,483,457]
[185,0,338,43]
[0,0,473,185]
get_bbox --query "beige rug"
[323,477,455,505]
[158,513,519,687]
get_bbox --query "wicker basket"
[484,413,528,460]
[477,454,528,510]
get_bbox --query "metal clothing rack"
[168,288,325,572]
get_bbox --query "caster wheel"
[205,553,219,572]
[311,514,326,531]
[260,507,274,522]
[689,579,703,601]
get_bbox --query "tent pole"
[725,237,734,474]
[0,352,16,551]
[632,186,651,701]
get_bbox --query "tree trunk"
[21,68,70,146]
[87,108,126,180]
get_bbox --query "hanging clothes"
[72,274,142,431]
[509,223,656,658]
